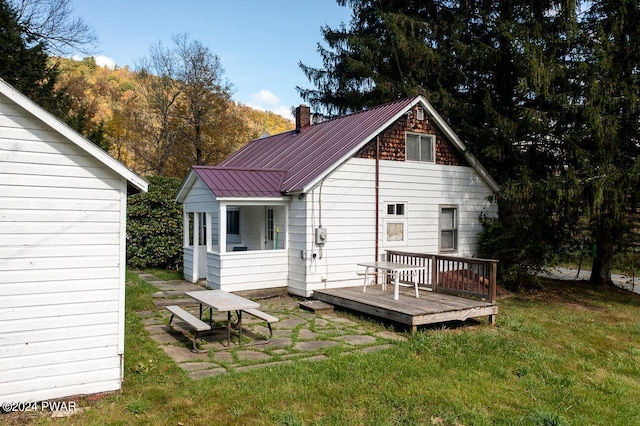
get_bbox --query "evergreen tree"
[569,0,640,284]
[299,0,581,288]
[0,0,62,113]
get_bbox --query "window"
[439,206,458,252]
[386,223,404,242]
[227,209,240,235]
[406,133,434,162]
[384,202,407,246]
[387,203,405,216]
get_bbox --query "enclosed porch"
[182,201,289,292]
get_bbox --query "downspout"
[375,135,380,268]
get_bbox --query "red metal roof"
[218,97,416,193]
[192,167,286,198]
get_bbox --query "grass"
[12,271,640,425]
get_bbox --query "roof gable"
[0,78,148,193]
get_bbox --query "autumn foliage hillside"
[54,56,294,178]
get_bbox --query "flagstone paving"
[136,273,406,379]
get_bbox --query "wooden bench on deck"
[166,305,210,352]
[242,308,279,344]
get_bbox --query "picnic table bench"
[243,308,279,343]
[166,305,210,352]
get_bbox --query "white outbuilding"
[0,78,148,404]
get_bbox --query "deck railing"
[384,250,433,290]
[386,250,498,303]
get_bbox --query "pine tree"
[299,0,581,288]
[570,0,640,285]
[0,0,62,113]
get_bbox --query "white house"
[0,78,148,404]
[176,95,498,297]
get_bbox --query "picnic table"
[358,261,427,300]
[185,290,259,347]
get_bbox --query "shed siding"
[301,157,496,295]
[0,94,125,402]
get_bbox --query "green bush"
[126,176,183,270]
[477,177,568,291]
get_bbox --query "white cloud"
[94,55,116,69]
[273,105,294,119]
[70,54,117,69]
[247,89,293,120]
[250,89,280,107]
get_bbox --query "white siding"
[299,157,497,296]
[183,247,194,282]
[182,178,218,213]
[297,159,377,296]
[207,251,288,292]
[287,196,307,296]
[0,93,126,403]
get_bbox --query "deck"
[313,285,498,332]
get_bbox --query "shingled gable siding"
[355,105,465,165]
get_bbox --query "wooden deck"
[313,285,498,332]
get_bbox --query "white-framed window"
[406,132,435,163]
[387,202,405,216]
[227,207,241,244]
[384,202,407,246]
[439,206,458,252]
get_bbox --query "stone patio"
[135,273,406,379]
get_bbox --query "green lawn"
[18,272,640,425]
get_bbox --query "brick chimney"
[295,104,311,131]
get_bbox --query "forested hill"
[54,56,294,178]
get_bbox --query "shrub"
[477,178,566,291]
[127,176,183,270]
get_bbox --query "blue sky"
[71,1,352,120]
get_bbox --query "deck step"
[299,300,335,313]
